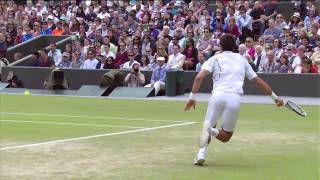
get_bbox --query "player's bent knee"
[218,129,233,143]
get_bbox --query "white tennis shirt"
[201,51,257,94]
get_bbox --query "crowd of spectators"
[0,0,319,75]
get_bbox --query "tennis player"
[184,34,284,165]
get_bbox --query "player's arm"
[252,76,284,107]
[184,69,210,111]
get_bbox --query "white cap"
[157,57,165,61]
[62,52,69,57]
[47,15,54,20]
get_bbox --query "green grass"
[0,94,319,180]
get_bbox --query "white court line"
[0,112,189,123]
[0,121,197,151]
[0,119,144,129]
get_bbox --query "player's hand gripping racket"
[285,100,307,117]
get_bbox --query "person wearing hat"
[40,21,52,35]
[144,57,168,96]
[288,12,302,30]
[58,52,71,68]
[285,43,297,65]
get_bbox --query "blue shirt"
[41,28,52,35]
[237,15,252,30]
[263,27,281,37]
[151,64,167,84]
[22,33,34,42]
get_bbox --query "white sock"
[209,128,219,137]
[197,145,208,158]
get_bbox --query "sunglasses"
[128,55,134,57]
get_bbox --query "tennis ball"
[24,91,30,95]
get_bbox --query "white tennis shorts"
[204,91,241,132]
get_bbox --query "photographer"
[124,63,145,87]
[6,71,24,88]
[44,68,69,90]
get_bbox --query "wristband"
[189,92,197,100]
[270,92,279,101]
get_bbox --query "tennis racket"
[285,100,307,117]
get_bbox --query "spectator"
[254,45,267,72]
[140,55,152,71]
[310,37,320,71]
[15,26,23,44]
[29,51,41,67]
[301,56,318,73]
[263,19,281,44]
[13,52,23,61]
[115,42,128,69]
[82,49,99,69]
[40,21,52,35]
[103,56,116,69]
[155,45,168,62]
[275,13,287,30]
[95,54,106,69]
[22,25,34,42]
[196,27,212,58]
[0,33,7,50]
[196,52,206,72]
[251,1,265,39]
[58,52,71,68]
[273,38,284,60]
[48,42,62,66]
[223,17,240,39]
[32,21,41,36]
[237,6,253,42]
[122,51,140,70]
[292,45,306,73]
[132,44,142,63]
[5,35,15,48]
[238,44,247,56]
[39,49,55,67]
[304,9,320,31]
[261,50,278,73]
[101,43,115,59]
[69,51,82,69]
[285,43,297,65]
[52,22,65,36]
[275,55,293,73]
[167,44,185,70]
[245,37,255,59]
[124,63,145,87]
[145,57,167,96]
[183,38,198,70]
[288,12,302,30]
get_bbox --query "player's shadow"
[194,161,258,169]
